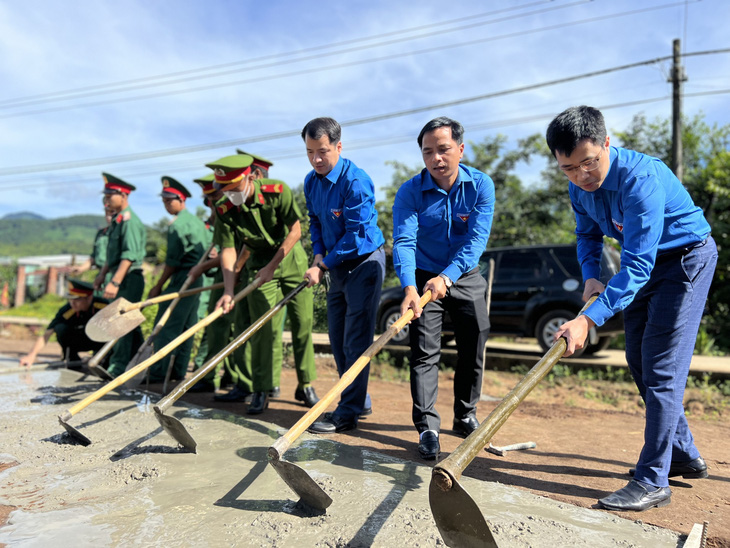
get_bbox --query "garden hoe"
[268,291,432,511]
[153,280,309,452]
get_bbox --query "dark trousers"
[327,247,385,421]
[626,237,717,488]
[409,268,490,433]
[55,323,105,362]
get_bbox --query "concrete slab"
[0,361,683,547]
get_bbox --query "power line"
[0,1,694,119]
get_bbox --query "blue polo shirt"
[392,164,495,289]
[571,146,711,326]
[303,156,385,269]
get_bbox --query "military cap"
[206,154,254,191]
[161,176,192,200]
[193,173,217,195]
[102,173,136,195]
[66,278,94,299]
[236,149,274,169]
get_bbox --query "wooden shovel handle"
[123,282,224,312]
[59,277,262,422]
[433,296,598,490]
[269,290,432,460]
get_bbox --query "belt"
[338,246,383,272]
[656,238,708,264]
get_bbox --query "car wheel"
[380,305,409,345]
[534,309,586,358]
[584,336,612,355]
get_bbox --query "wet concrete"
[0,357,684,547]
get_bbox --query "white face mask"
[223,185,251,206]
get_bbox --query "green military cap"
[102,173,136,194]
[193,173,216,195]
[161,176,192,200]
[236,149,274,169]
[66,278,95,299]
[206,154,254,190]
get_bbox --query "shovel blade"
[58,416,92,446]
[429,476,499,548]
[270,458,332,511]
[121,344,155,389]
[85,298,145,342]
[154,407,197,452]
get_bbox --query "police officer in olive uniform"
[94,173,146,377]
[209,153,317,414]
[19,279,108,367]
[188,174,255,401]
[147,176,209,382]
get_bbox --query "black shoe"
[269,386,281,398]
[295,386,319,408]
[247,392,269,415]
[418,431,440,460]
[360,406,373,417]
[453,416,480,438]
[629,456,708,479]
[598,480,671,511]
[214,386,252,403]
[308,414,357,434]
[188,380,216,393]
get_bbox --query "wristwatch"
[110,280,120,288]
[438,273,453,288]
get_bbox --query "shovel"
[56,277,262,446]
[153,280,309,452]
[268,291,432,511]
[85,282,224,342]
[428,296,597,548]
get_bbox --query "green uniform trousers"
[193,272,214,370]
[107,269,145,377]
[148,275,202,382]
[246,245,315,392]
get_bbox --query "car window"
[550,247,582,278]
[495,250,546,283]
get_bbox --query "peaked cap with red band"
[160,176,192,200]
[206,154,254,192]
[193,173,217,195]
[236,149,274,170]
[66,278,94,299]
[102,173,136,195]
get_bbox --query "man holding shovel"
[146,176,209,382]
[209,153,317,415]
[546,106,717,512]
[393,117,494,460]
[302,117,386,434]
[94,174,146,378]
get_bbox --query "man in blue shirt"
[547,106,717,512]
[393,117,495,460]
[302,117,386,434]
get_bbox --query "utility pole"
[669,38,687,179]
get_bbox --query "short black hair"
[252,166,269,178]
[417,117,464,148]
[301,117,341,144]
[546,106,607,157]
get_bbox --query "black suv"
[377,244,624,356]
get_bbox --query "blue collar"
[322,156,345,185]
[599,147,620,191]
[421,164,471,192]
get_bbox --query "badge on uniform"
[331,208,342,218]
[458,213,470,222]
[612,218,624,232]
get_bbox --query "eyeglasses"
[560,147,605,175]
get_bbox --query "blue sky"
[0,0,728,226]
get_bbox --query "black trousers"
[409,268,490,433]
[55,323,105,362]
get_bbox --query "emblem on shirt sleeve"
[612,218,624,232]
[457,213,470,222]
[330,208,342,218]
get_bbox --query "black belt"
[339,246,383,271]
[656,238,708,264]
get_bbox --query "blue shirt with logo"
[392,164,495,288]
[304,156,385,269]
[570,146,711,326]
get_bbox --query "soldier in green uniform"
[209,153,318,415]
[147,176,209,382]
[71,209,112,276]
[94,173,147,377]
[19,279,108,368]
[188,174,255,401]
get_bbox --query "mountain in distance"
[2,211,45,221]
[0,214,106,257]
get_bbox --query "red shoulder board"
[217,201,234,215]
[260,184,283,194]
[116,210,131,223]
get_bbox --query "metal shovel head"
[85,298,146,342]
[87,363,114,381]
[58,416,92,446]
[154,406,197,452]
[121,344,155,389]
[429,476,499,548]
[269,458,333,511]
